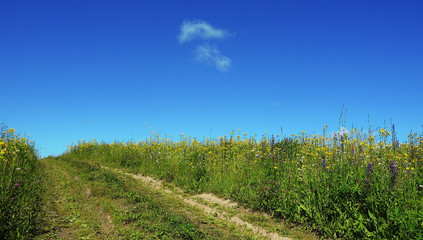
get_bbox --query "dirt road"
[36,157,317,239]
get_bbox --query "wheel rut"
[101,166,292,240]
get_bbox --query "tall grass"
[63,126,423,239]
[0,125,42,239]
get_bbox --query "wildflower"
[389,161,397,176]
[358,145,363,154]
[406,167,415,175]
[389,160,398,187]
[322,155,327,170]
[366,163,373,175]
[365,163,373,185]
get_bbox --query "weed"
[63,126,423,239]
[0,125,42,239]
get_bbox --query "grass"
[36,156,265,239]
[0,125,42,240]
[2,122,422,239]
[62,126,423,239]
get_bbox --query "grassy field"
[1,126,315,240]
[62,126,423,239]
[34,156,316,240]
[36,157,280,239]
[0,125,42,239]
[1,124,422,239]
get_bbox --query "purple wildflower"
[389,161,397,176]
[366,163,373,175]
[389,160,398,187]
[322,155,327,170]
[365,163,373,185]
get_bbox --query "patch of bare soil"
[102,166,292,240]
[195,193,238,209]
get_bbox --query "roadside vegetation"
[2,123,422,239]
[63,125,423,239]
[0,125,42,239]
[36,156,274,239]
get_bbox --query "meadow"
[63,126,423,239]
[1,123,422,239]
[0,125,42,239]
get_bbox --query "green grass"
[36,156,264,239]
[0,125,42,240]
[3,123,422,239]
[62,126,423,239]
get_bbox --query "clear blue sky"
[1,0,422,157]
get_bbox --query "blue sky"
[1,0,422,157]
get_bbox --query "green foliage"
[69,159,208,239]
[0,125,42,239]
[63,127,423,239]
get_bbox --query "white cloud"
[178,19,228,44]
[195,44,231,72]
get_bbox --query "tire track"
[101,166,292,240]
